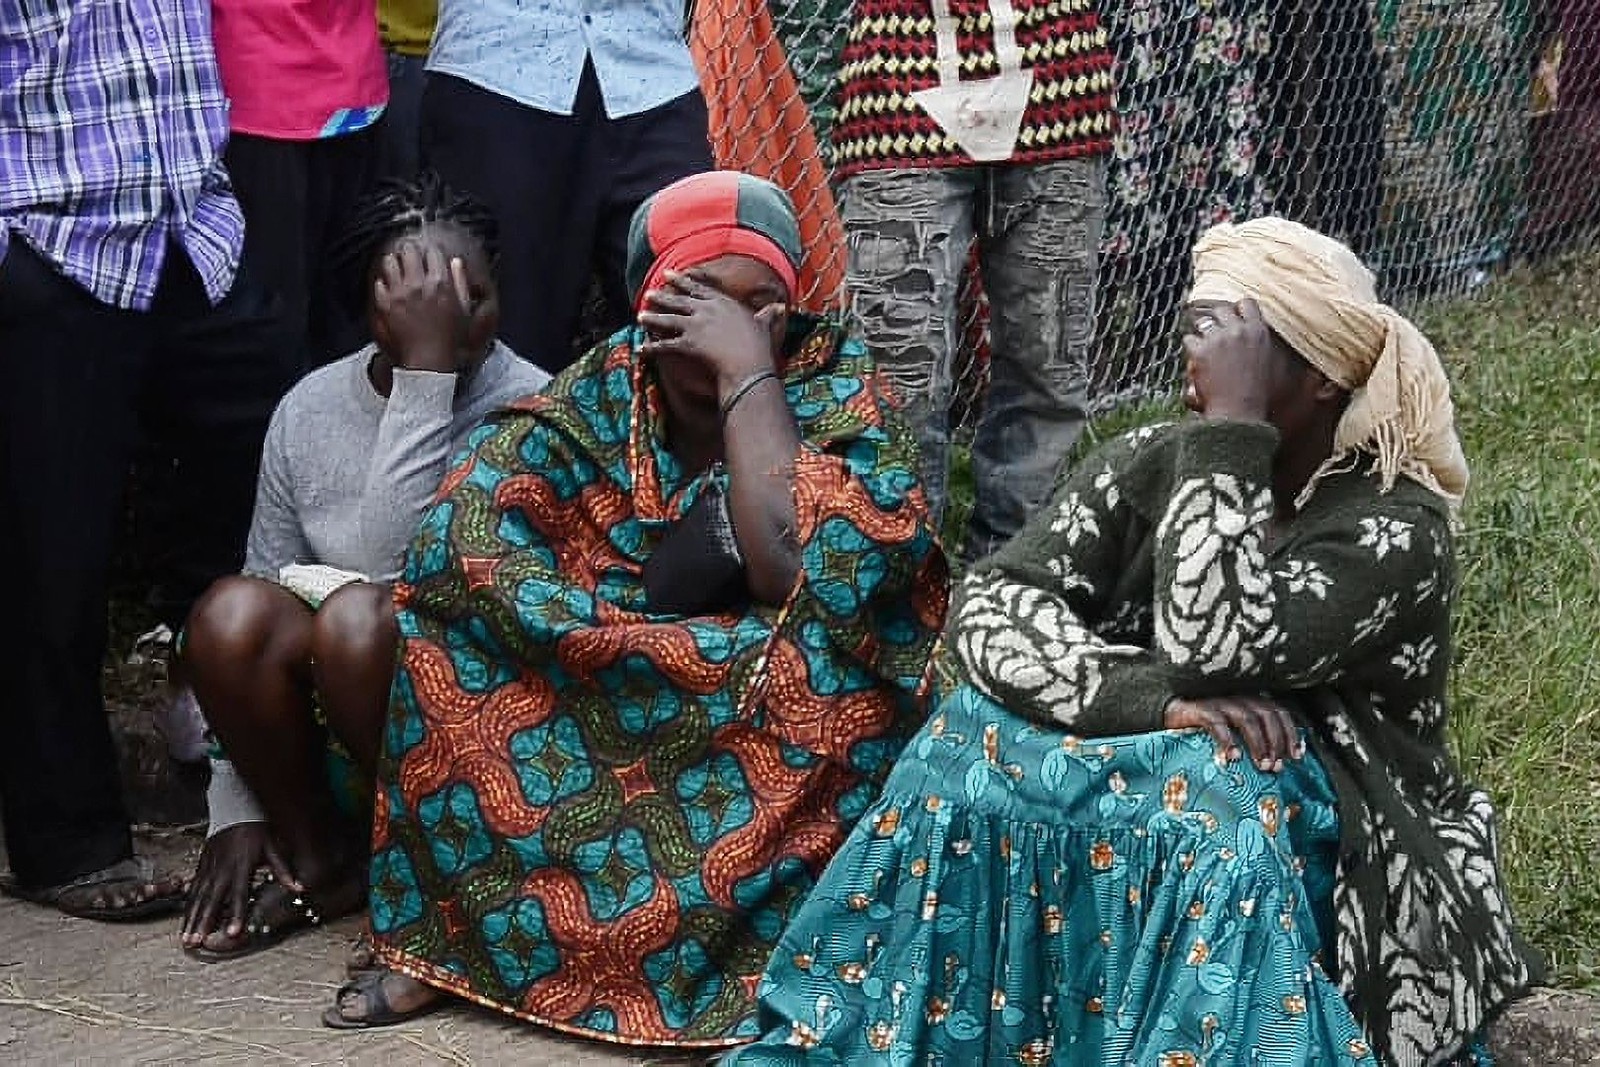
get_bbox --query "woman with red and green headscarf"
[324,171,949,1045]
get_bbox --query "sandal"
[185,871,361,963]
[2,857,186,922]
[345,925,380,977]
[322,969,445,1030]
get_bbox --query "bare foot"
[324,968,445,1029]
[4,858,187,922]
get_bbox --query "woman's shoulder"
[1301,460,1455,538]
[484,340,552,392]
[470,341,553,411]
[269,348,378,433]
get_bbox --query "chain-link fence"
[689,0,1600,419]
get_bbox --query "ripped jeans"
[843,159,1106,561]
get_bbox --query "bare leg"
[184,577,360,892]
[310,586,442,1025]
[310,582,399,780]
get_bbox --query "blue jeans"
[843,159,1107,561]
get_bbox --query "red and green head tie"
[626,171,804,312]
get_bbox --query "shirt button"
[583,13,592,23]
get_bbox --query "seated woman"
[320,172,949,1038]
[178,175,549,959]
[728,219,1541,1066]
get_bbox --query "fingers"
[1228,696,1293,771]
[636,332,689,359]
[449,257,471,311]
[226,857,252,937]
[636,310,686,338]
[1247,696,1290,771]
[641,288,697,315]
[1209,300,1246,328]
[181,864,209,942]
[1169,695,1304,773]
[753,301,786,327]
[663,269,714,299]
[1235,297,1265,325]
[1275,702,1305,760]
[263,839,303,894]
[1165,699,1237,761]
[1197,707,1237,762]
[394,243,423,282]
[419,242,442,282]
[184,874,225,945]
[1220,697,1272,770]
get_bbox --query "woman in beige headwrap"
[727,218,1540,1067]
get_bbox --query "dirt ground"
[0,828,709,1066]
[0,692,711,1067]
[2,680,1592,1064]
[5,832,1596,1066]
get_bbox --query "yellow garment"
[378,0,436,57]
[1188,216,1469,510]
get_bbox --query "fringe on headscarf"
[1187,217,1469,512]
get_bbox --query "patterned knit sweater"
[833,0,1115,177]
[953,419,1539,1066]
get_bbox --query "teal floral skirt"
[725,683,1378,1065]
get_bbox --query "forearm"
[357,368,459,581]
[719,375,803,604]
[950,572,1173,735]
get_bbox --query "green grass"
[1422,255,1600,989]
[947,255,1600,988]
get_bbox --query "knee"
[184,576,303,672]
[310,582,398,667]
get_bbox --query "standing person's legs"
[224,134,315,372]
[840,167,978,529]
[594,87,715,333]
[967,157,1107,563]
[0,239,160,900]
[304,126,383,362]
[142,241,298,634]
[376,52,428,182]
[421,71,596,374]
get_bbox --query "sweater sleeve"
[242,405,313,580]
[354,368,461,582]
[949,427,1178,735]
[205,757,267,836]
[1149,419,1449,692]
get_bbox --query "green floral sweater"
[949,418,1540,1067]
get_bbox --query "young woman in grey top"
[178,176,549,960]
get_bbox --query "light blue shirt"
[427,0,701,119]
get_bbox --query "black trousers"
[225,126,382,369]
[420,65,714,374]
[0,238,295,888]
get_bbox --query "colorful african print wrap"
[367,317,949,1046]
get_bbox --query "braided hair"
[330,171,499,317]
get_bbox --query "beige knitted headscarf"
[1188,216,1468,510]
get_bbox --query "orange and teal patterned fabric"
[367,316,949,1046]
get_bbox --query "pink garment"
[211,0,388,140]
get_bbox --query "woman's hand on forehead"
[636,269,785,388]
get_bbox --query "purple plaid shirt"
[0,0,245,310]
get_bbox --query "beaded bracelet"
[719,370,780,427]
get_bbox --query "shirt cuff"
[206,758,268,837]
